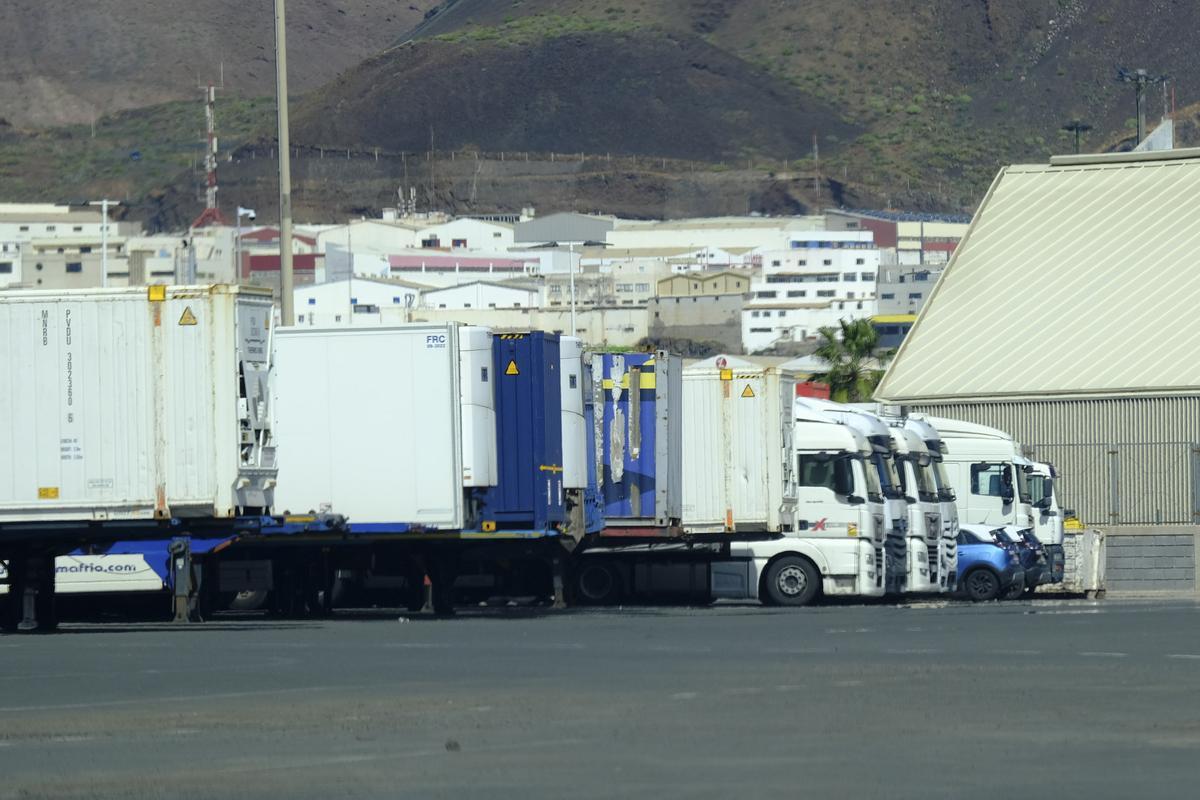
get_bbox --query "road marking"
[883,648,942,655]
[671,692,698,701]
[0,684,376,714]
[1079,651,1128,658]
[1167,654,1200,660]
[990,649,1043,656]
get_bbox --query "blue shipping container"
[477,333,566,531]
[590,351,682,528]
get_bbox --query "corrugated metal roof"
[875,150,1200,403]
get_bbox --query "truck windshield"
[860,457,884,504]
[932,459,955,501]
[1016,466,1032,504]
[1029,473,1053,507]
[872,453,903,500]
[915,461,938,502]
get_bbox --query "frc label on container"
[425,334,447,349]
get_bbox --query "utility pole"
[1117,67,1168,145]
[1062,119,1092,154]
[274,0,295,325]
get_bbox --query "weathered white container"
[272,324,495,530]
[682,356,797,533]
[0,285,277,522]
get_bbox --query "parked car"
[1003,528,1047,599]
[955,525,1025,602]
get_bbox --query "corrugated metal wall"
[907,396,1200,527]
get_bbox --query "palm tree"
[810,318,893,402]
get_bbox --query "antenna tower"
[191,82,229,228]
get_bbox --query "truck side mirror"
[846,494,866,506]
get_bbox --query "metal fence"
[1031,441,1200,526]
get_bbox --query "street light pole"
[89,199,121,288]
[274,0,295,324]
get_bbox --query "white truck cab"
[797,399,908,594]
[903,416,959,590]
[889,425,944,593]
[920,416,1034,531]
[1027,460,1065,584]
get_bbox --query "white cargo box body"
[0,286,277,523]
[272,324,495,529]
[682,357,795,533]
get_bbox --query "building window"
[846,222,859,229]
[817,290,835,298]
[66,262,83,273]
[80,246,92,254]
[881,293,895,300]
[307,297,316,305]
[838,302,845,310]
[823,259,832,266]
[438,304,447,309]
[915,271,930,281]
[756,291,778,299]
[73,226,83,233]
[787,290,805,298]
[421,238,440,248]
[861,272,875,281]
[18,225,29,232]
[843,272,856,281]
[908,292,922,300]
[749,327,772,333]
[771,260,781,267]
[636,283,649,292]
[798,259,807,266]
[46,225,56,232]
[350,297,358,304]
[856,301,863,309]
[335,315,342,322]
[488,303,496,308]
[0,262,11,274]
[847,292,855,299]
[751,311,760,318]
[777,310,785,317]
[452,238,467,248]
[493,232,502,238]
[35,263,43,271]
[298,314,305,322]
[464,303,472,308]
[393,296,402,304]
[855,258,865,265]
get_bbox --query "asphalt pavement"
[1,598,1199,799]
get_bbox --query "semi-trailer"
[0,285,282,631]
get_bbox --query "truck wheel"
[762,557,819,607]
[1022,583,1038,598]
[1002,580,1025,601]
[574,562,624,605]
[964,568,1000,602]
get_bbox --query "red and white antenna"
[191,82,228,228]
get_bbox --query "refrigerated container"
[272,323,495,530]
[589,351,682,529]
[681,356,795,533]
[0,285,276,523]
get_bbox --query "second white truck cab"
[889,425,944,593]
[903,416,959,590]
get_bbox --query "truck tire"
[964,568,1000,602]
[762,556,819,607]
[574,562,624,605]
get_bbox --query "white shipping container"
[0,285,277,523]
[682,357,796,533]
[272,324,495,529]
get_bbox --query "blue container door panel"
[481,334,566,529]
[599,353,658,521]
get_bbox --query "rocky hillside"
[3,0,1199,224]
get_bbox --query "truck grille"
[875,548,884,588]
[927,550,938,581]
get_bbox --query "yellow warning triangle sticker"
[178,307,198,326]
[504,360,520,376]
[741,384,755,398]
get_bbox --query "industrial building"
[875,148,1200,591]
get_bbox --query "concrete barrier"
[1100,526,1198,594]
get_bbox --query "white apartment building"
[421,280,541,310]
[0,204,136,288]
[607,216,827,253]
[742,231,881,353]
